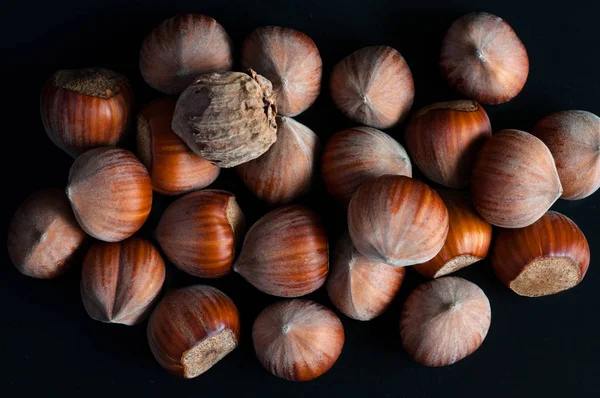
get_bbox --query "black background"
[1,0,599,396]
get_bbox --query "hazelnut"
[137,98,220,195]
[171,70,277,168]
[400,277,491,367]
[348,175,449,267]
[155,190,245,278]
[532,110,600,200]
[252,299,344,381]
[242,26,322,116]
[471,129,562,228]
[405,100,491,188]
[40,68,133,158]
[7,189,86,279]
[321,126,412,206]
[326,233,405,321]
[67,147,152,242]
[139,14,233,95]
[236,116,320,205]
[414,191,492,279]
[492,211,590,297]
[147,285,240,378]
[234,205,328,297]
[440,12,529,104]
[330,45,414,128]
[81,238,165,325]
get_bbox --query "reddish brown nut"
[252,299,344,381]
[532,110,600,200]
[326,233,405,321]
[330,45,414,128]
[40,68,134,157]
[139,14,233,95]
[67,147,152,242]
[236,116,319,205]
[321,127,412,206]
[234,205,328,297]
[172,70,277,168]
[414,192,492,279]
[147,285,240,378]
[440,12,529,104]
[348,175,449,267]
[405,100,491,188]
[155,190,245,278]
[137,98,220,195]
[7,189,86,279]
[492,211,590,297]
[242,26,322,116]
[81,238,165,325]
[400,277,491,367]
[471,129,562,228]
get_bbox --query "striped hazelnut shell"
[532,110,600,200]
[236,116,320,205]
[348,175,449,267]
[252,299,344,381]
[67,147,152,242]
[147,285,240,378]
[234,205,328,297]
[40,68,134,158]
[155,190,245,278]
[471,129,562,228]
[414,191,492,279]
[492,211,590,297]
[321,126,412,206]
[242,26,322,116]
[400,277,491,367]
[327,233,405,321]
[81,237,165,325]
[7,189,87,279]
[405,100,492,188]
[330,45,414,129]
[137,98,220,195]
[440,12,529,104]
[139,14,233,95]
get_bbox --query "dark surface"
[1,0,599,396]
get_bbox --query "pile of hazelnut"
[7,11,599,381]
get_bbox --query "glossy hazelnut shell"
[492,211,590,297]
[405,100,491,188]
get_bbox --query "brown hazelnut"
[147,285,240,378]
[67,147,152,242]
[532,110,600,200]
[236,116,320,205]
[326,233,405,321]
[242,26,322,116]
[81,237,165,325]
[7,189,87,279]
[414,191,492,279]
[234,205,328,297]
[405,100,491,188]
[155,190,245,278]
[252,299,344,381]
[171,70,277,168]
[139,14,233,95]
[137,98,220,195]
[348,175,449,267]
[492,211,590,297]
[440,12,529,104]
[321,126,412,206]
[40,68,134,157]
[471,129,562,228]
[400,277,491,367]
[330,45,414,128]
